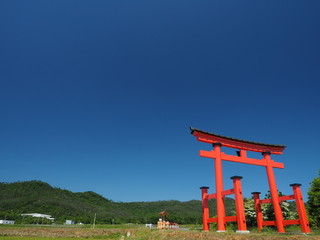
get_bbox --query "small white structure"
[0,220,14,225]
[145,223,153,228]
[21,213,54,221]
[65,220,75,225]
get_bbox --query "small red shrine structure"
[157,211,169,229]
[191,127,310,233]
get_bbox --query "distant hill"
[0,180,235,224]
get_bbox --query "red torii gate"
[191,127,310,233]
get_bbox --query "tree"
[244,198,257,227]
[307,170,320,227]
[262,191,295,221]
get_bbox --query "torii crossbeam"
[190,127,310,233]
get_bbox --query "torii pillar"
[190,127,300,233]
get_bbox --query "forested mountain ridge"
[0,180,235,224]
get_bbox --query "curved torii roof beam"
[190,127,286,155]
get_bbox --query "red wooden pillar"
[290,184,310,233]
[213,143,226,232]
[263,151,285,233]
[200,186,210,231]
[252,192,263,231]
[231,176,248,233]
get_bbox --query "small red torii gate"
[191,127,310,233]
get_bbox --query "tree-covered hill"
[0,180,235,224]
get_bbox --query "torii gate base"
[200,176,249,233]
[191,127,310,233]
[252,183,310,233]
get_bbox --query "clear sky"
[0,1,319,202]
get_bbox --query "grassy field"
[0,225,319,240]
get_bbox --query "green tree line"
[0,176,319,227]
[0,180,233,224]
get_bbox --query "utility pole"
[92,213,96,229]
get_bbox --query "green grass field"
[0,225,319,240]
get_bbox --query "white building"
[21,213,54,221]
[65,220,74,225]
[0,220,15,225]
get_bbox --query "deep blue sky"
[0,1,319,202]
